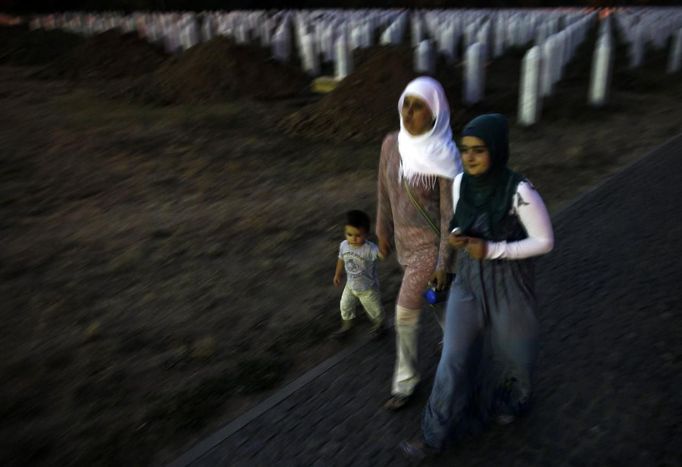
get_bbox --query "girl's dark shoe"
[399,439,440,463]
[496,414,516,425]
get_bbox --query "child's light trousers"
[340,285,384,324]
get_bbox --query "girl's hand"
[465,237,487,260]
[448,232,469,249]
[333,275,342,287]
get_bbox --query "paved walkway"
[170,134,682,467]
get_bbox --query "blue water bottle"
[424,285,448,305]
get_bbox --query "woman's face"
[401,95,434,136]
[460,136,492,176]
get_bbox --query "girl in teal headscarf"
[401,113,555,460]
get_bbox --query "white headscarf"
[397,76,461,189]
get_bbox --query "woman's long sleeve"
[485,182,554,260]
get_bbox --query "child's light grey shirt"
[338,240,380,292]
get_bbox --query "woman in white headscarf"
[376,76,462,410]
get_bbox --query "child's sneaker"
[399,438,441,462]
[330,320,353,339]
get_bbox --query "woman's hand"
[448,232,469,249]
[430,269,448,291]
[448,233,487,260]
[465,237,487,260]
[333,274,342,287]
[378,236,392,259]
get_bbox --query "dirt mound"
[282,46,432,144]
[281,45,517,144]
[281,35,600,144]
[0,25,84,66]
[130,37,310,104]
[38,29,167,80]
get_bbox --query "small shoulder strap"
[403,177,441,237]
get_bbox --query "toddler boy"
[332,210,385,339]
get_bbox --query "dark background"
[2,0,682,14]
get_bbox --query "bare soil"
[1,24,681,467]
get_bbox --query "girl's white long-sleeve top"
[451,173,554,260]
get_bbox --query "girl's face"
[401,95,434,136]
[460,136,492,176]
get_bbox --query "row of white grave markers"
[28,9,379,75]
[29,9,402,68]
[286,10,409,76]
[33,9,675,54]
[272,21,292,63]
[541,14,594,99]
[335,32,352,79]
[415,9,591,66]
[31,9,598,83]
[517,12,597,125]
[518,46,542,126]
[587,9,682,108]
[415,40,434,74]
[28,7,680,110]
[542,8,681,118]
[589,19,614,108]
[442,10,598,108]
[29,11,254,54]
[464,42,486,106]
[614,8,682,70]
[669,29,682,73]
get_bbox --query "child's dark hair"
[346,210,371,232]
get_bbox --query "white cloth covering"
[397,76,462,189]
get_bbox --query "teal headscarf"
[451,114,524,239]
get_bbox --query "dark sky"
[2,0,681,14]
